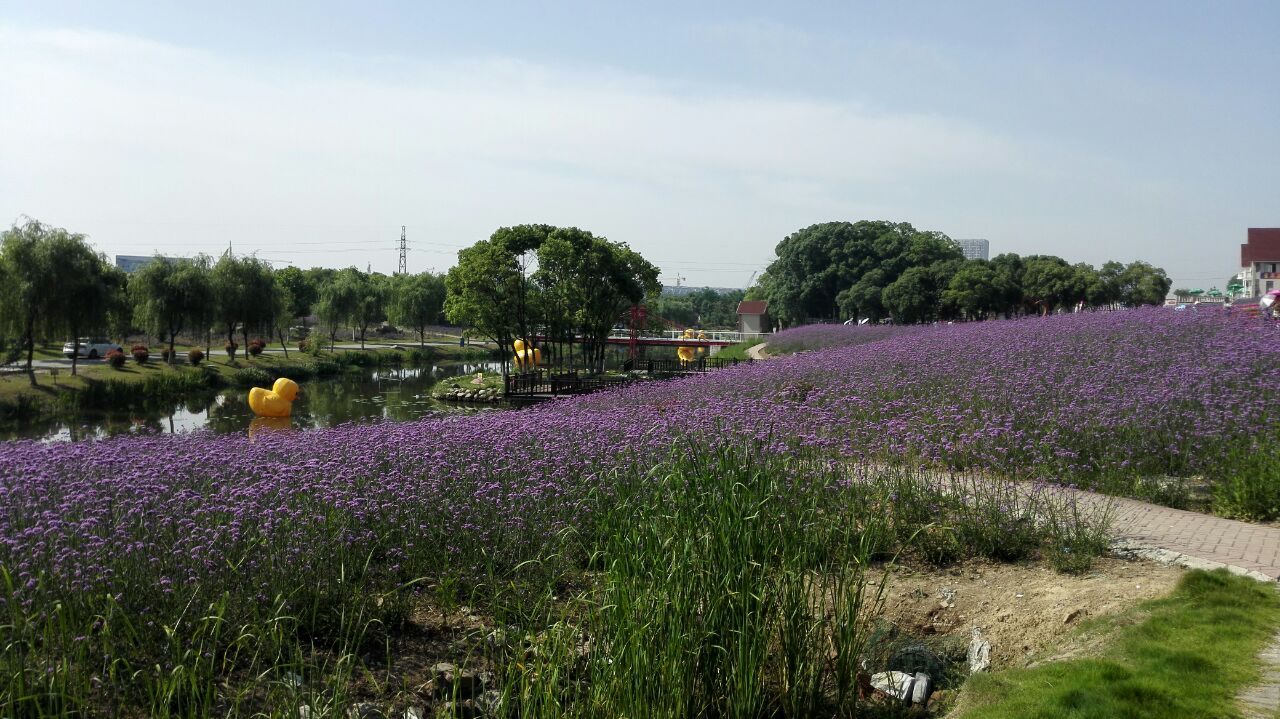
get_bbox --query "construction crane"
[745,270,758,288]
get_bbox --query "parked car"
[62,338,122,359]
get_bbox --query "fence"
[505,357,753,399]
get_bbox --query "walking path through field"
[1094,493,1280,582]
[752,342,1280,581]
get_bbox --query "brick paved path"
[1067,489,1280,582]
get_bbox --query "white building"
[956,239,990,261]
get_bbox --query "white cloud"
[0,24,1194,281]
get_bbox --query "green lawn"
[713,340,757,361]
[956,569,1280,718]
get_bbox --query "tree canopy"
[762,221,963,325]
[446,224,659,370]
[131,255,213,362]
[388,272,447,347]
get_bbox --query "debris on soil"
[880,556,1184,668]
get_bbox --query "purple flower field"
[2,307,1278,712]
[765,322,924,354]
[2,309,1276,603]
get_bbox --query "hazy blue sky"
[1,1,1276,290]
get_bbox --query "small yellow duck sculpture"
[248,377,300,418]
[676,328,698,365]
[513,339,542,371]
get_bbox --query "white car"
[62,338,122,359]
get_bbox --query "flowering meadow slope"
[2,308,1277,713]
[2,308,1275,601]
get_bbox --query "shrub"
[224,341,238,360]
[231,366,273,388]
[105,349,126,369]
[130,344,149,364]
[298,338,312,353]
[248,339,266,357]
[187,349,204,366]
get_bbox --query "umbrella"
[1207,287,1223,298]
[1261,290,1280,309]
[1188,288,1204,296]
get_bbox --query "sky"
[1,1,1276,291]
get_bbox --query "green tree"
[0,220,83,382]
[351,272,388,350]
[763,221,962,324]
[989,253,1027,317]
[275,265,318,328]
[211,255,278,358]
[881,266,938,324]
[445,238,524,354]
[942,260,1012,320]
[653,295,698,327]
[1116,261,1173,306]
[388,272,447,347]
[46,235,121,375]
[315,272,359,351]
[1021,256,1079,315]
[131,256,213,363]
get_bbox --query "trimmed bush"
[187,349,204,366]
[231,366,273,388]
[224,341,238,360]
[248,338,266,357]
[105,349,126,369]
[130,344,149,364]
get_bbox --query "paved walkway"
[1067,489,1280,582]
[746,342,770,360]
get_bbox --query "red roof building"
[736,300,769,334]
[1241,228,1280,296]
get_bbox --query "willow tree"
[0,219,116,382]
[131,256,213,364]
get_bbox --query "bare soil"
[879,556,1185,669]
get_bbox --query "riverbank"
[0,342,499,424]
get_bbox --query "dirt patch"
[879,556,1184,669]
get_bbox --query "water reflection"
[248,415,295,441]
[4,361,504,443]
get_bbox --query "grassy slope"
[956,569,1280,719]
[714,340,757,361]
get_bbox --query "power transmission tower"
[398,225,407,275]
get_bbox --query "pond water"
[3,361,505,443]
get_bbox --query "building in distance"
[736,300,769,334]
[115,255,181,273]
[1240,228,1280,296]
[955,239,990,261]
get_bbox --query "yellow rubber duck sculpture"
[513,339,541,371]
[248,377,300,418]
[697,329,707,355]
[676,328,698,366]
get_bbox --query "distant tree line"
[0,218,660,378]
[0,218,449,382]
[755,221,1172,326]
[652,287,747,329]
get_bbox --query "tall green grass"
[492,450,891,718]
[0,450,1114,716]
